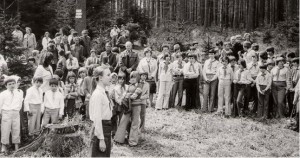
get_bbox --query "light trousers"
[28,104,42,134]
[41,108,60,127]
[1,110,20,144]
[271,81,287,118]
[217,80,232,115]
[156,81,173,109]
[114,105,141,146]
[202,79,218,112]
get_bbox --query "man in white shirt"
[0,76,23,152]
[41,78,65,127]
[24,77,43,135]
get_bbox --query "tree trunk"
[197,0,201,24]
[247,0,255,31]
[170,0,174,20]
[160,0,163,25]
[155,0,159,27]
[204,0,209,28]
[220,0,224,31]
[233,0,239,28]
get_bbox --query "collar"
[96,85,106,94]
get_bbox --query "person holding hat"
[42,32,52,50]
[202,49,221,112]
[80,29,92,58]
[12,25,23,46]
[270,57,292,118]
[287,57,300,116]
[23,27,37,59]
[256,64,272,119]
[86,49,101,67]
[0,76,23,152]
[137,47,157,107]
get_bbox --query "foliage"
[0,17,33,91]
[275,18,299,47]
[262,30,273,44]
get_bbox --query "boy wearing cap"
[256,64,272,119]
[0,76,23,152]
[271,57,292,118]
[202,50,221,112]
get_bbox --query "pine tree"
[200,34,214,54]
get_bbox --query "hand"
[206,79,211,83]
[148,76,153,80]
[28,111,33,116]
[99,139,106,152]
[58,114,63,120]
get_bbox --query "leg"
[224,82,231,116]
[140,104,146,131]
[155,81,165,110]
[1,111,12,146]
[217,82,224,113]
[11,111,21,146]
[50,109,60,124]
[41,109,51,128]
[257,92,264,118]
[271,83,279,117]
[114,114,131,143]
[128,106,141,146]
[202,82,210,112]
[35,105,42,132]
[163,81,173,109]
[277,84,286,118]
[263,91,270,119]
[168,81,179,108]
[209,79,218,112]
[28,104,37,135]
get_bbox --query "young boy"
[24,77,43,136]
[256,64,272,119]
[0,76,23,152]
[139,72,150,132]
[216,57,234,117]
[247,54,260,116]
[41,78,65,127]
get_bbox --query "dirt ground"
[92,107,299,157]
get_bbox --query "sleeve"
[140,83,150,100]
[74,59,79,69]
[130,54,140,70]
[230,68,234,82]
[216,68,220,79]
[255,76,260,92]
[246,71,254,83]
[0,93,4,113]
[42,38,46,49]
[24,89,31,112]
[33,66,43,78]
[286,69,292,90]
[59,94,65,115]
[266,74,272,90]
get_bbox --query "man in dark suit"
[80,30,92,58]
[100,42,118,72]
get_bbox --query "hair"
[66,71,77,83]
[243,33,251,39]
[163,53,170,60]
[78,67,88,75]
[239,59,247,68]
[143,47,152,56]
[162,44,170,50]
[176,53,183,58]
[87,67,94,76]
[93,65,110,81]
[224,42,232,47]
[259,51,268,60]
[216,41,223,46]
[40,52,54,67]
[25,27,32,33]
[266,47,275,54]
[58,50,65,57]
[33,77,43,83]
[287,52,296,58]
[49,78,59,86]
[251,43,259,51]
[112,47,119,54]
[221,56,230,63]
[74,37,80,41]
[54,69,64,79]
[243,41,251,49]
[130,71,140,82]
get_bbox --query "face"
[126,43,132,50]
[230,60,237,65]
[99,69,112,86]
[111,76,117,84]
[209,53,215,59]
[177,56,183,62]
[118,77,125,84]
[6,81,16,91]
[268,64,274,70]
[50,84,58,92]
[69,77,75,83]
[83,32,88,36]
[260,69,266,73]
[225,44,231,50]
[245,34,250,40]
[162,47,169,53]
[267,51,273,56]
[243,46,248,51]
[75,38,80,44]
[238,61,243,69]
[231,38,236,44]
[35,81,42,88]
[278,61,284,67]
[45,33,49,37]
[80,72,86,79]
[26,29,31,34]
[189,57,196,63]
[145,52,151,57]
[29,60,34,64]
[129,77,137,84]
[141,74,147,81]
[165,56,171,61]
[56,36,62,42]
[222,60,229,66]
[106,44,112,51]
[292,62,299,68]
[252,56,258,62]
[236,37,242,43]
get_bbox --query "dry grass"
[108,108,299,157]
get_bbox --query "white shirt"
[42,90,65,115]
[170,60,186,75]
[216,65,234,80]
[89,85,112,140]
[34,65,53,93]
[137,57,157,78]
[66,57,79,70]
[233,69,254,84]
[0,89,24,112]
[42,37,51,50]
[247,62,260,77]
[158,61,173,81]
[183,62,200,79]
[24,86,43,112]
[244,49,256,64]
[203,58,221,80]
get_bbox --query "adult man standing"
[80,30,92,58]
[118,42,139,83]
[71,37,84,66]
[12,25,23,46]
[100,43,117,72]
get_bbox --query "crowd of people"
[0,25,299,156]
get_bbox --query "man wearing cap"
[80,30,92,58]
[100,43,117,72]
[202,49,221,112]
[271,57,292,118]
[12,25,23,46]
[118,42,139,83]
[256,64,272,119]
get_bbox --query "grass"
[70,107,299,157]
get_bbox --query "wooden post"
[75,0,86,34]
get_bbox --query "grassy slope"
[111,108,299,157]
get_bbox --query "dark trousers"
[287,90,295,117]
[236,84,251,116]
[91,120,112,157]
[65,99,76,118]
[257,85,270,118]
[249,79,258,114]
[272,81,287,118]
[184,78,200,110]
[169,77,184,108]
[232,83,242,117]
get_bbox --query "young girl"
[106,73,118,137]
[77,67,87,115]
[65,71,78,117]
[82,67,94,120]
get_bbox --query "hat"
[10,75,21,82]
[139,71,148,76]
[90,49,96,52]
[3,75,16,85]
[266,47,274,52]
[235,35,242,39]
[72,31,78,35]
[78,67,88,74]
[55,33,61,37]
[162,44,170,49]
[292,57,299,63]
[276,57,285,62]
[259,64,268,69]
[82,30,88,34]
[67,71,76,78]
